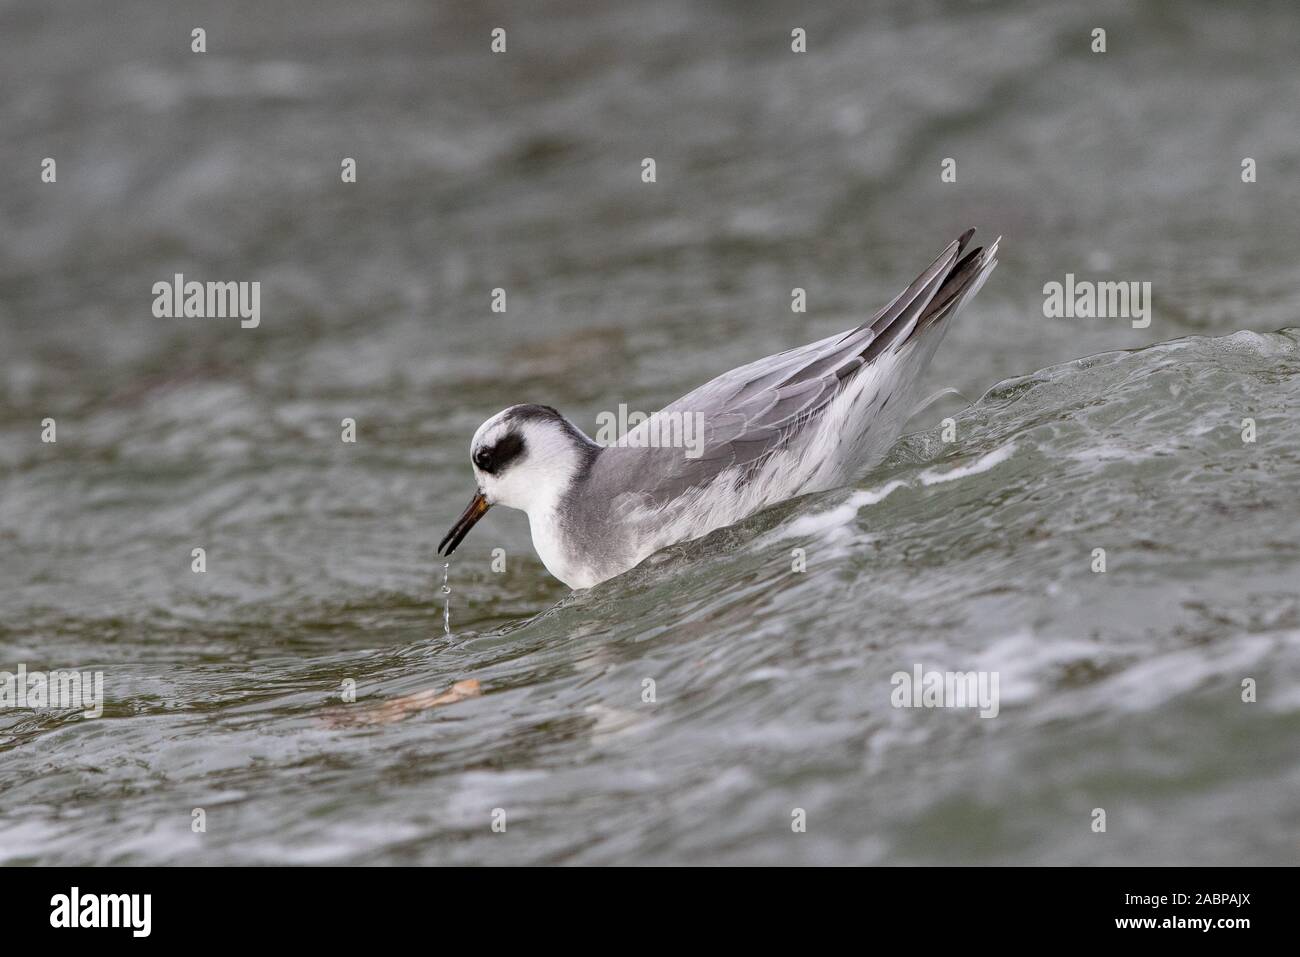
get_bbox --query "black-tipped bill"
[438,490,490,556]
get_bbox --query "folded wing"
[600,229,997,506]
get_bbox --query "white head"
[438,404,595,556]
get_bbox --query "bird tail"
[851,228,999,368]
[909,228,1000,340]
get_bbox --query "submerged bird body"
[440,230,999,588]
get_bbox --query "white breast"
[528,505,599,589]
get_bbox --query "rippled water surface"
[2,0,1299,864]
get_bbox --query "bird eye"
[473,432,523,475]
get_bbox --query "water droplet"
[442,562,451,635]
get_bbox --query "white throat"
[468,406,598,587]
[493,436,588,586]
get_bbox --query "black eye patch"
[474,432,526,474]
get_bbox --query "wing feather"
[590,231,993,506]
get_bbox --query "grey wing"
[608,230,990,505]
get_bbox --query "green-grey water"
[2,0,1299,864]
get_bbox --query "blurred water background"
[1,0,1299,864]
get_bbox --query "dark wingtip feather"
[909,232,999,338]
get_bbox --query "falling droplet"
[442,562,452,635]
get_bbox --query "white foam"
[774,480,908,541]
[918,442,1017,486]
[760,443,1018,547]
